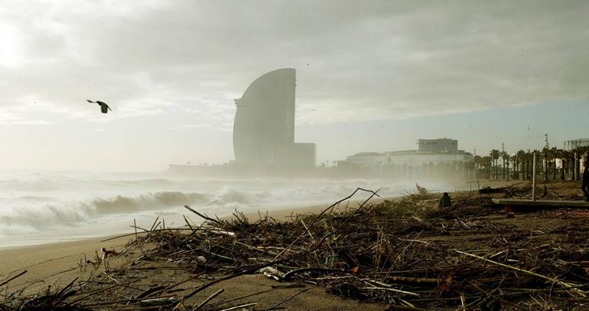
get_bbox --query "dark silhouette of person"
[582,161,589,201]
[87,99,112,114]
[439,192,452,208]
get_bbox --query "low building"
[565,138,589,151]
[340,138,473,178]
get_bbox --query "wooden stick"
[134,219,138,241]
[360,286,420,296]
[283,267,353,281]
[263,287,311,311]
[221,302,257,311]
[183,215,194,231]
[0,270,27,287]
[272,188,380,261]
[185,205,222,225]
[300,219,315,243]
[207,288,280,308]
[149,216,160,231]
[101,227,193,242]
[360,278,420,297]
[385,275,438,284]
[54,277,78,300]
[455,249,585,297]
[195,288,224,310]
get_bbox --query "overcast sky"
[1,0,588,172]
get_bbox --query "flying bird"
[87,99,112,114]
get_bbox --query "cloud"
[1,0,587,128]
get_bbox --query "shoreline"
[0,180,536,309]
[0,179,507,253]
[0,195,392,290]
[0,194,408,311]
[0,180,513,294]
[0,188,394,251]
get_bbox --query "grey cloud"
[1,0,588,126]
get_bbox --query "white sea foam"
[0,170,459,248]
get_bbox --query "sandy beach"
[0,201,364,279]
[0,196,392,310]
[0,181,513,310]
[5,179,578,310]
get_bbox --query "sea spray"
[0,170,455,247]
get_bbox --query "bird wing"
[97,101,111,110]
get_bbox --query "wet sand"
[0,197,392,310]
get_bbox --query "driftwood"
[2,184,589,310]
[478,186,505,194]
[0,270,27,287]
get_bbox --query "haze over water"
[0,169,461,248]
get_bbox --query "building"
[565,138,589,151]
[345,138,472,167]
[418,138,458,153]
[341,138,473,178]
[233,68,316,170]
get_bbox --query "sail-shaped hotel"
[233,68,315,170]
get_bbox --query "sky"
[1,0,588,172]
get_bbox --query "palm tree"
[515,150,527,180]
[490,149,500,180]
[500,151,510,180]
[463,160,475,179]
[473,155,483,179]
[482,156,492,179]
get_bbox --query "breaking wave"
[0,186,283,235]
[0,170,454,243]
[0,191,209,235]
[87,191,208,215]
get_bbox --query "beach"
[4,179,583,310]
[0,196,393,310]
[0,200,366,280]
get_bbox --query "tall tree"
[515,150,527,180]
[490,149,500,180]
[482,156,492,179]
[500,151,509,180]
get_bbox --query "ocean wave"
[87,191,208,215]
[0,172,431,238]
[0,191,209,235]
[0,204,85,234]
[211,186,268,204]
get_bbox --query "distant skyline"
[1,1,588,172]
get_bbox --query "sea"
[0,169,463,249]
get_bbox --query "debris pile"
[2,182,589,310]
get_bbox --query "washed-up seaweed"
[2,182,589,310]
